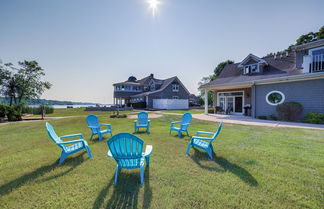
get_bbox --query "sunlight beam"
[147,0,161,17]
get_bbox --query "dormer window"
[239,54,268,75]
[243,64,259,75]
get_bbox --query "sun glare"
[147,0,161,17]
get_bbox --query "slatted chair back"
[86,114,99,133]
[182,112,192,125]
[108,133,144,168]
[138,112,148,125]
[210,122,223,143]
[46,122,64,149]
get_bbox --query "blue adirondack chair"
[86,114,112,141]
[107,133,153,185]
[169,112,192,137]
[134,112,150,133]
[45,122,93,165]
[186,122,222,160]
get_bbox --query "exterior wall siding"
[147,80,189,108]
[255,78,324,117]
[114,91,141,98]
[296,50,307,69]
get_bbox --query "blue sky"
[1,0,323,104]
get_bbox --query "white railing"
[303,54,324,73]
[310,54,324,73]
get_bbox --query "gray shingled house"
[113,74,190,109]
[200,39,324,118]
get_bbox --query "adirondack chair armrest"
[192,136,213,141]
[60,133,84,139]
[143,145,153,157]
[148,120,151,123]
[196,131,214,136]
[88,125,100,129]
[59,139,85,145]
[181,123,190,128]
[107,150,113,157]
[100,124,111,129]
[170,121,181,127]
[134,120,137,124]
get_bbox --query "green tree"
[198,60,234,105]
[318,26,324,39]
[265,25,324,57]
[0,60,52,106]
[213,60,234,77]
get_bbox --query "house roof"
[200,51,302,88]
[114,75,163,86]
[238,53,268,68]
[130,76,190,97]
[293,39,324,51]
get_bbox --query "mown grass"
[0,114,323,209]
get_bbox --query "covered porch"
[203,84,255,117]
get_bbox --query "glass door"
[226,97,234,113]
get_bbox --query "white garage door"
[153,99,189,110]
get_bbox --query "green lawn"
[0,114,323,209]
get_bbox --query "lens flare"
[147,0,160,17]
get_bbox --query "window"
[243,64,258,74]
[251,64,258,73]
[266,91,285,105]
[172,96,179,99]
[244,66,250,74]
[172,84,179,92]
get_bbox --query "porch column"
[204,89,208,115]
[251,85,256,118]
[213,91,217,114]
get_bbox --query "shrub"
[257,115,267,120]
[0,104,7,118]
[22,105,54,115]
[208,108,215,114]
[268,114,278,121]
[110,114,127,118]
[305,112,324,124]
[276,102,303,122]
[6,105,23,121]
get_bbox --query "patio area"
[193,114,324,130]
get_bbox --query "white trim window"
[172,84,179,92]
[243,64,259,74]
[172,96,179,99]
[266,90,285,106]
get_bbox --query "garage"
[153,99,189,110]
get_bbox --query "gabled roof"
[238,53,268,68]
[131,76,190,97]
[200,51,301,88]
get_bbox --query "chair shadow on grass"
[92,167,152,209]
[191,148,258,186]
[0,151,88,196]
